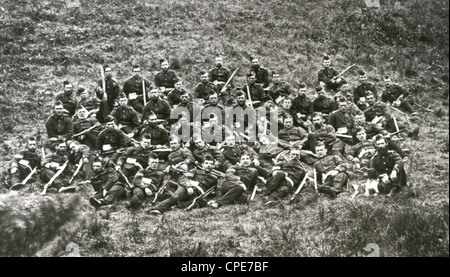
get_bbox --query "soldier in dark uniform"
[89,158,126,208]
[115,134,154,179]
[40,140,75,193]
[353,70,377,109]
[167,80,191,108]
[142,88,171,126]
[241,71,270,108]
[382,75,416,114]
[370,135,408,196]
[95,64,121,120]
[250,57,270,88]
[72,107,102,149]
[314,142,352,198]
[95,117,130,164]
[122,64,152,113]
[9,136,41,190]
[268,71,295,103]
[312,86,337,120]
[209,56,234,104]
[318,55,346,92]
[154,59,179,94]
[328,97,355,145]
[45,101,74,153]
[292,82,314,129]
[194,70,219,103]
[110,93,141,137]
[55,81,78,117]
[140,113,171,160]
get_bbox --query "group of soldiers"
[7,54,421,214]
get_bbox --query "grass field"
[0,0,448,257]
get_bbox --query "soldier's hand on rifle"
[381,174,389,184]
[103,189,107,197]
[179,164,188,172]
[352,157,360,164]
[144,188,153,196]
[328,170,339,177]
[187,187,194,196]
[253,159,260,167]
[115,165,121,171]
[83,158,89,164]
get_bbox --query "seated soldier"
[95,64,120,119]
[292,82,314,129]
[267,71,295,103]
[115,134,154,179]
[140,112,171,160]
[122,64,152,113]
[154,58,179,94]
[167,80,190,107]
[72,107,102,149]
[328,96,355,145]
[77,87,100,118]
[194,70,219,103]
[129,153,165,209]
[306,112,344,155]
[95,117,130,164]
[40,140,76,193]
[45,100,74,154]
[370,135,408,197]
[167,136,195,170]
[277,115,309,150]
[55,80,78,117]
[110,93,141,137]
[192,136,225,168]
[67,140,95,181]
[382,75,417,115]
[89,158,126,208]
[9,136,41,190]
[264,148,307,204]
[250,57,270,88]
[172,91,195,125]
[312,86,337,121]
[353,70,378,109]
[318,55,346,92]
[207,153,258,209]
[149,154,219,215]
[142,88,171,127]
[220,135,259,171]
[241,71,270,108]
[314,142,352,198]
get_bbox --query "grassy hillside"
[0,0,448,257]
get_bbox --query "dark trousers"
[215,181,247,206]
[40,168,68,189]
[153,185,187,213]
[265,172,293,200]
[323,172,348,193]
[94,184,126,204]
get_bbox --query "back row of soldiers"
[8,55,419,212]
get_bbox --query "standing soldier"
[318,55,346,92]
[123,64,152,113]
[89,158,126,208]
[292,82,314,129]
[250,57,270,88]
[154,59,179,95]
[55,80,78,117]
[9,136,41,190]
[96,64,120,116]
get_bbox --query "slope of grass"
[0,0,448,257]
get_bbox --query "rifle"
[220,68,239,93]
[389,128,406,137]
[313,167,318,193]
[392,115,400,133]
[10,166,38,190]
[289,172,310,203]
[248,184,258,202]
[331,64,356,81]
[68,159,84,185]
[300,150,318,158]
[100,65,107,101]
[336,134,353,139]
[41,146,46,161]
[73,124,101,137]
[389,105,406,115]
[152,182,168,204]
[185,185,217,211]
[414,103,433,112]
[142,79,147,106]
[41,161,69,196]
[195,164,225,178]
[246,85,254,108]
[111,162,134,190]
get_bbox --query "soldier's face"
[180,95,189,103]
[384,79,392,87]
[299,88,307,95]
[175,82,182,90]
[56,143,67,154]
[170,140,181,150]
[27,141,36,152]
[209,117,218,126]
[104,68,112,78]
[251,59,260,69]
[194,139,205,148]
[132,68,141,74]
[78,109,87,119]
[119,98,128,107]
[312,116,322,126]
[93,162,103,173]
[289,151,301,160]
[341,84,351,92]
[240,155,252,166]
[359,75,367,83]
[282,99,292,110]
[376,139,387,150]
[226,136,235,147]
[150,90,159,100]
[356,130,367,141]
[215,57,223,67]
[141,138,151,149]
[203,160,214,171]
[237,95,246,105]
[149,158,159,170]
[323,60,331,67]
[339,101,348,112]
[209,94,218,105]
[54,105,65,116]
[64,84,73,94]
[316,146,327,158]
[248,76,256,84]
[80,91,89,100]
[283,118,293,128]
[273,74,280,83]
[366,95,375,105]
[355,115,365,124]
[201,74,208,83]
[106,122,115,129]
[161,61,169,70]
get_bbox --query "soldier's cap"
[159,58,168,64]
[299,82,307,89]
[315,86,323,92]
[132,64,140,69]
[323,55,330,61]
[290,149,301,155]
[247,71,256,78]
[103,64,111,71]
[384,75,391,80]
[272,70,279,76]
[118,92,127,99]
[148,112,157,120]
[358,70,366,76]
[105,115,115,123]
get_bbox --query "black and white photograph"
[0,0,448,263]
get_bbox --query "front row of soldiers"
[8,121,409,214]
